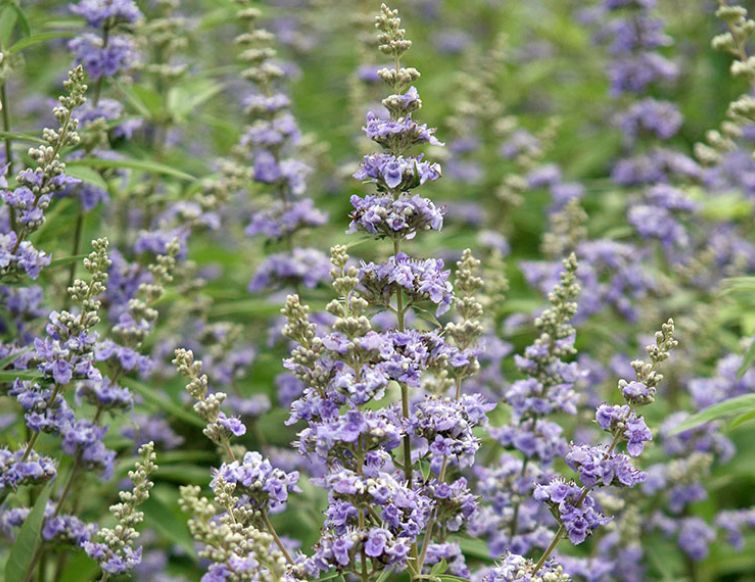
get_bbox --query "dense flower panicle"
[0,448,57,492]
[526,320,677,572]
[295,408,402,462]
[61,419,116,478]
[410,394,493,472]
[305,469,432,574]
[71,0,142,28]
[0,68,86,280]
[618,98,682,142]
[83,442,157,575]
[363,110,443,149]
[348,192,444,239]
[480,553,571,581]
[212,451,300,513]
[248,248,331,292]
[595,404,652,456]
[69,32,139,81]
[286,326,454,420]
[565,444,646,488]
[534,481,610,544]
[245,199,327,240]
[355,152,441,190]
[358,252,453,315]
[0,1,746,580]
[234,3,329,298]
[491,254,580,479]
[716,508,755,550]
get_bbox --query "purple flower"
[69,33,139,80]
[0,448,57,492]
[348,193,444,240]
[71,0,141,28]
[246,199,327,240]
[534,481,610,544]
[355,153,441,191]
[358,253,453,315]
[363,110,443,149]
[212,451,300,513]
[248,248,330,292]
[677,517,715,560]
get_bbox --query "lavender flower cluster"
[0,1,754,581]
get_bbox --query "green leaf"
[738,341,755,379]
[168,80,225,122]
[153,464,210,484]
[68,157,195,181]
[114,82,159,119]
[209,299,284,318]
[0,130,45,144]
[699,193,754,222]
[8,30,76,53]
[729,408,755,430]
[430,559,448,575]
[142,495,197,561]
[57,551,99,582]
[48,254,86,269]
[0,369,43,381]
[669,394,755,434]
[120,377,204,428]
[4,481,53,581]
[65,165,108,191]
[720,277,755,296]
[0,346,29,370]
[455,536,492,562]
[10,4,29,38]
[0,5,18,46]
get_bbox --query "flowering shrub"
[0,0,754,581]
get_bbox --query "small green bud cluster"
[445,250,484,386]
[179,483,288,581]
[13,66,86,240]
[234,1,283,87]
[535,253,580,360]
[327,245,371,336]
[480,249,510,318]
[173,348,239,457]
[542,198,588,259]
[141,0,188,81]
[497,119,557,207]
[113,238,179,348]
[88,442,157,578]
[619,318,678,406]
[282,294,327,396]
[68,237,111,328]
[696,1,755,164]
[375,4,419,92]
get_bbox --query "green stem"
[1,83,14,235]
[65,210,85,304]
[261,511,294,565]
[532,432,623,574]
[1,83,12,173]
[533,525,565,572]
